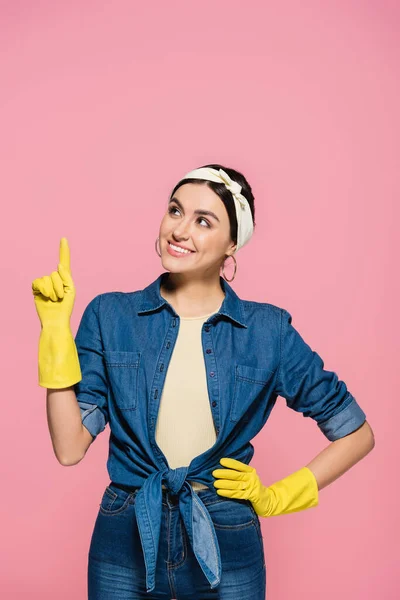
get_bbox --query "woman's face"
[158,182,236,275]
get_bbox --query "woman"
[32,164,370,599]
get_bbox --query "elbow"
[360,420,376,450]
[57,451,84,466]
[344,419,375,455]
[55,425,93,466]
[349,419,375,445]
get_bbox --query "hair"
[169,163,256,248]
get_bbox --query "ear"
[225,241,238,256]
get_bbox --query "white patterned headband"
[178,167,254,252]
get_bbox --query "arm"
[306,419,375,491]
[273,308,374,490]
[249,308,372,515]
[213,423,375,516]
[46,386,94,465]
[46,294,109,465]
[32,237,93,465]
[32,239,108,465]
[213,309,373,516]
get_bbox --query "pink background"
[1,1,398,598]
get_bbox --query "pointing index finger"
[59,237,70,271]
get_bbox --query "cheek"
[159,215,169,232]
[194,231,213,248]
[196,232,224,253]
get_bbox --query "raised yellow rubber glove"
[32,237,82,388]
[212,457,319,517]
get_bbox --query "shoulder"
[242,296,297,319]
[96,290,142,302]
[239,299,289,335]
[88,290,142,315]
[241,298,283,313]
[241,298,286,319]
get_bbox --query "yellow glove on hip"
[212,457,319,517]
[32,237,82,389]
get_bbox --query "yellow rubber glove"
[212,457,319,517]
[32,237,82,388]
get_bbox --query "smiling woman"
[165,162,256,256]
[34,164,369,600]
[155,163,256,317]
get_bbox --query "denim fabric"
[74,271,366,593]
[88,483,266,599]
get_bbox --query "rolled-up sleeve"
[275,309,366,441]
[73,294,109,441]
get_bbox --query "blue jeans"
[88,482,266,599]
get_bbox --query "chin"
[161,259,187,271]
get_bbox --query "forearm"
[305,420,375,491]
[46,386,88,465]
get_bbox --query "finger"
[216,488,246,499]
[32,277,51,298]
[50,270,64,299]
[32,278,44,295]
[215,489,234,498]
[58,262,74,290]
[219,457,253,472]
[212,468,246,481]
[42,275,58,301]
[59,237,71,272]
[213,479,247,491]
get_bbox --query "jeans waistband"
[109,481,220,506]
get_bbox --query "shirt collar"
[137,271,248,328]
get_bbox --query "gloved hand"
[32,237,82,388]
[212,457,319,517]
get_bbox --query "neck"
[160,271,225,315]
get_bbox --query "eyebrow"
[169,197,221,223]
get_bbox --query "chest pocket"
[104,350,141,411]
[230,364,275,423]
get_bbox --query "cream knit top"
[157,303,222,492]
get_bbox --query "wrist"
[40,322,73,336]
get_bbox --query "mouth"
[167,240,196,257]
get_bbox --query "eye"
[198,217,211,228]
[168,206,180,216]
[167,206,211,228]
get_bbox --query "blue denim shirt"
[74,271,366,593]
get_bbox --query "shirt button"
[212,401,217,407]
[210,371,215,377]
[206,349,212,354]
[166,342,171,349]
[160,363,164,371]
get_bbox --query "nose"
[172,222,191,240]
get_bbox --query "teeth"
[169,242,192,254]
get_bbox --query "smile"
[167,241,195,257]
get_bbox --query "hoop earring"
[155,237,162,257]
[221,254,237,282]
